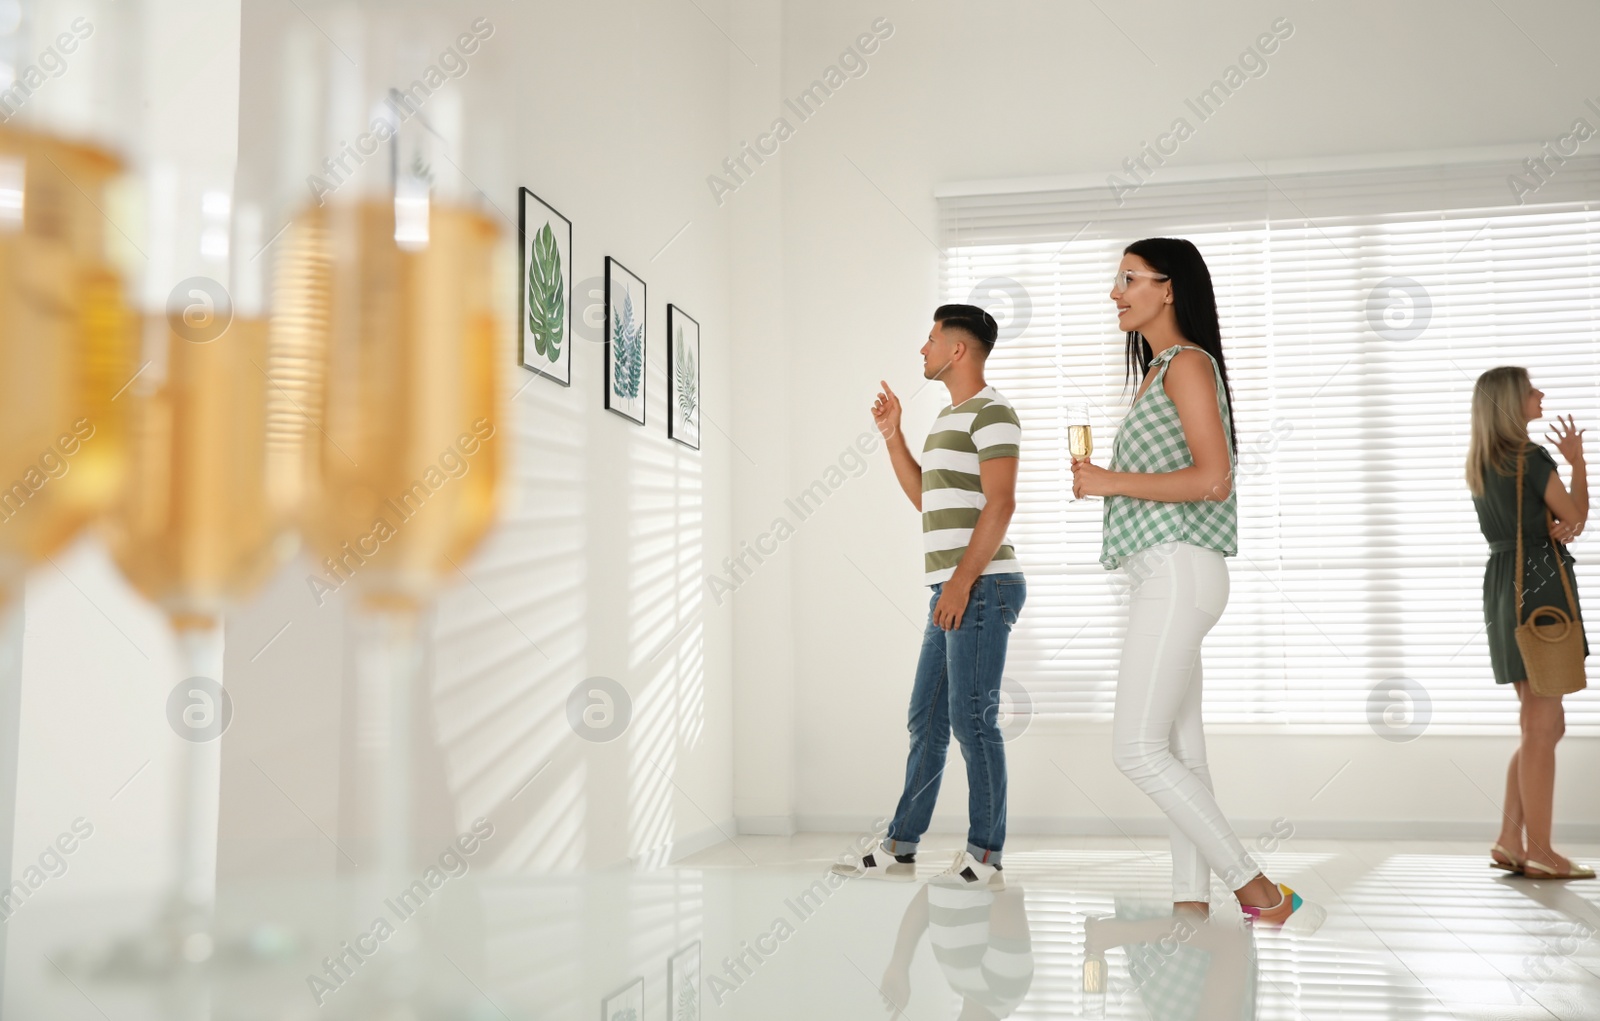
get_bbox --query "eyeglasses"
[1111,269,1170,295]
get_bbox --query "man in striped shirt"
[834,304,1026,891]
[878,884,1035,1018]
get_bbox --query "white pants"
[1112,542,1258,901]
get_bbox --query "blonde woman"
[1468,367,1593,880]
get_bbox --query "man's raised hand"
[872,380,903,442]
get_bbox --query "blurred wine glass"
[201,2,512,1011]
[0,130,133,587]
[0,0,143,995]
[99,275,304,964]
[286,189,502,887]
[259,0,508,938]
[77,7,313,969]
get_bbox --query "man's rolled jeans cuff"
[969,843,1002,867]
[882,837,918,858]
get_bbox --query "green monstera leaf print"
[526,222,565,362]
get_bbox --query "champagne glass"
[0,0,142,993]
[0,0,144,631]
[1067,405,1098,501]
[267,30,506,1016]
[100,305,299,964]
[45,131,314,992]
[220,8,511,1008]
[0,129,134,587]
[259,0,508,923]
[289,193,502,885]
[0,120,137,987]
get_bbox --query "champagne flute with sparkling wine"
[1068,405,1097,501]
[0,0,142,995]
[75,136,312,985]
[255,5,509,1009]
[99,242,307,968]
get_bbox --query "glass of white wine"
[258,12,510,1009]
[0,116,141,994]
[1067,405,1098,501]
[256,13,509,1009]
[2,0,264,998]
[79,145,307,986]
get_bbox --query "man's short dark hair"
[933,304,999,350]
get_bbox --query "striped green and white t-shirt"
[927,886,1034,1016]
[921,386,1022,586]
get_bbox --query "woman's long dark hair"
[1123,237,1238,452]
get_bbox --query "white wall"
[426,0,739,872]
[748,0,1600,839]
[725,0,801,835]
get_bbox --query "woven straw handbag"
[1513,447,1587,697]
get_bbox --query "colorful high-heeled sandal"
[1240,883,1326,934]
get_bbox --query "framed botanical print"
[601,977,643,1021]
[666,305,700,449]
[518,188,573,385]
[604,257,647,424]
[668,942,701,1020]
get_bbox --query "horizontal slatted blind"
[941,157,1600,732]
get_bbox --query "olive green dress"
[1473,442,1589,685]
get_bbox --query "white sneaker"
[831,849,916,882]
[930,850,1005,890]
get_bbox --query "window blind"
[940,157,1600,733]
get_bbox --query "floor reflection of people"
[1083,900,1257,1021]
[879,882,1034,1020]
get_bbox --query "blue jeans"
[882,572,1025,866]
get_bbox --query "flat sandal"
[1524,858,1597,881]
[1489,843,1525,876]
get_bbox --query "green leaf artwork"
[674,327,698,423]
[526,221,564,363]
[611,287,643,400]
[608,1009,638,1021]
[674,982,698,1020]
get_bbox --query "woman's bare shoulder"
[1162,347,1218,394]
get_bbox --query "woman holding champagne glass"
[1072,238,1321,929]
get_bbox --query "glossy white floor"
[670,833,1600,1021]
[3,833,1597,1018]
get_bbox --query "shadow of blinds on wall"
[938,157,1600,733]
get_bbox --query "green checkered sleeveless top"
[1100,344,1238,569]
